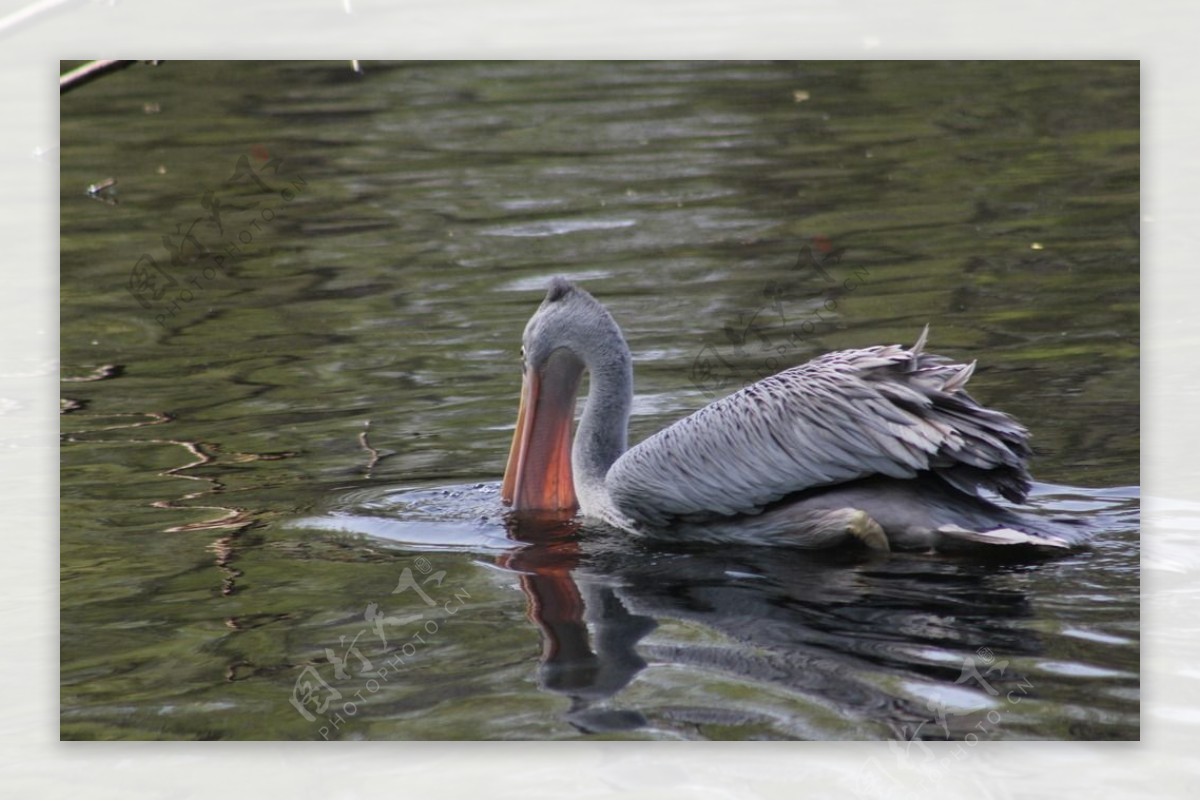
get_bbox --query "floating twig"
[359,420,382,474]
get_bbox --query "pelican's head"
[501,277,629,512]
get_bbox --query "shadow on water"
[293,478,1139,740]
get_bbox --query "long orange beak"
[501,353,582,512]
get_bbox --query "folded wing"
[606,328,1032,526]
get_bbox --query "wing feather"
[606,332,1032,526]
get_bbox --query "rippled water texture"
[60,61,1139,740]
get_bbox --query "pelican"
[501,277,1087,552]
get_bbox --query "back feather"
[607,328,1032,526]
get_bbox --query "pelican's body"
[502,278,1086,552]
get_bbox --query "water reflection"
[296,478,1136,740]
[500,511,1057,738]
[499,518,656,732]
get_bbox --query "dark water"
[60,60,1138,740]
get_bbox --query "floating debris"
[85,177,118,204]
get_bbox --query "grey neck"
[572,343,633,494]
